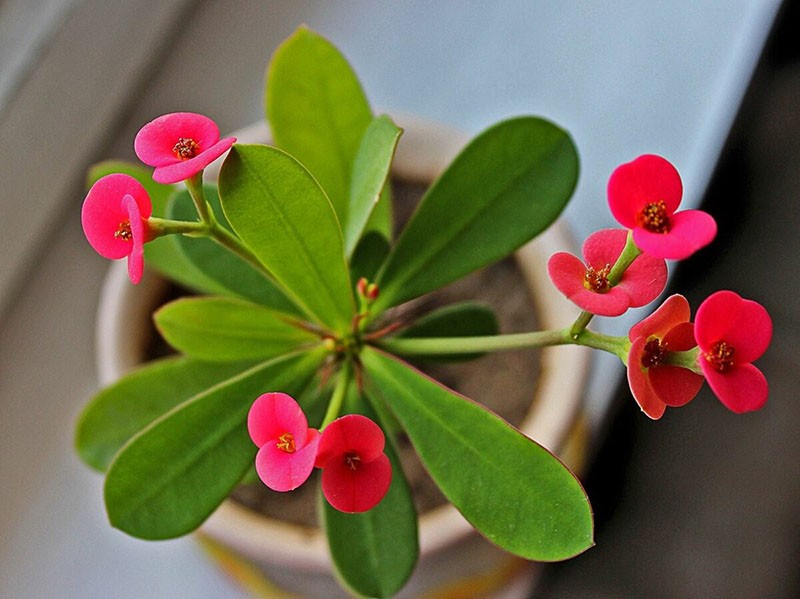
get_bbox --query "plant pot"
[95,115,591,598]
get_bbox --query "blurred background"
[1,1,796,597]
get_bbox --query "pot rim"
[95,114,591,571]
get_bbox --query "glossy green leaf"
[345,115,402,256]
[104,350,324,539]
[396,301,499,361]
[75,356,253,472]
[168,187,301,314]
[219,144,354,331]
[322,389,418,599]
[362,348,594,561]
[349,231,390,283]
[374,117,579,311]
[154,296,319,361]
[266,26,373,226]
[87,161,219,292]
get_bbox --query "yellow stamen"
[114,221,133,241]
[276,432,296,453]
[173,137,200,160]
[704,340,735,373]
[584,263,612,293]
[344,452,361,471]
[638,200,671,233]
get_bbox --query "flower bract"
[607,154,717,260]
[547,228,667,316]
[134,112,236,184]
[247,392,320,492]
[627,294,704,419]
[694,290,772,413]
[81,173,153,284]
[315,414,392,513]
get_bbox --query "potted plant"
[75,26,773,598]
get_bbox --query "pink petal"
[632,210,716,260]
[582,228,627,268]
[547,252,631,316]
[321,453,392,513]
[81,174,151,259]
[627,337,666,419]
[695,291,772,363]
[649,364,704,407]
[661,321,697,352]
[134,112,222,167]
[316,414,386,468]
[700,362,768,413]
[151,137,236,184]
[247,392,310,448]
[629,294,691,342]
[255,430,320,492]
[615,252,667,307]
[608,154,683,228]
[123,195,145,284]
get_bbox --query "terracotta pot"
[96,116,591,598]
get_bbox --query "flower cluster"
[548,153,772,418]
[247,393,391,513]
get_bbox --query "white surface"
[0,1,780,597]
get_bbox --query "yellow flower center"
[173,137,200,160]
[704,340,735,373]
[584,263,612,293]
[276,432,296,453]
[114,221,133,241]
[638,200,671,233]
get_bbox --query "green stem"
[184,173,212,223]
[321,361,352,429]
[379,328,571,355]
[665,347,703,375]
[148,217,208,237]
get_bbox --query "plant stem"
[184,173,212,223]
[321,361,352,429]
[665,347,703,375]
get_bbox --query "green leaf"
[322,387,418,598]
[266,26,373,226]
[373,117,579,311]
[345,115,402,256]
[361,348,594,561]
[104,350,324,540]
[349,231,390,283]
[167,187,302,314]
[87,160,214,291]
[396,301,499,361]
[75,357,253,472]
[154,296,318,361]
[219,144,355,331]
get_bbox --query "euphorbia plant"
[75,26,772,598]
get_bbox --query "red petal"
[627,337,667,419]
[321,453,392,513]
[151,137,236,184]
[615,252,667,307]
[316,414,386,468]
[700,362,768,413]
[581,228,627,268]
[608,154,682,228]
[134,112,222,167]
[123,194,145,284]
[255,431,320,492]
[649,364,704,407]
[632,210,716,260]
[628,294,691,342]
[247,392,310,448]
[695,291,772,363]
[547,251,631,316]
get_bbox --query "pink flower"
[315,414,392,513]
[627,295,704,419]
[134,112,236,184]
[695,291,772,413]
[81,173,153,284]
[547,228,667,316]
[247,392,321,492]
[607,154,717,260]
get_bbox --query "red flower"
[627,295,704,419]
[81,173,153,284]
[695,291,772,413]
[247,392,320,492]
[608,154,716,260]
[134,112,236,184]
[547,228,667,316]
[315,414,392,513]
